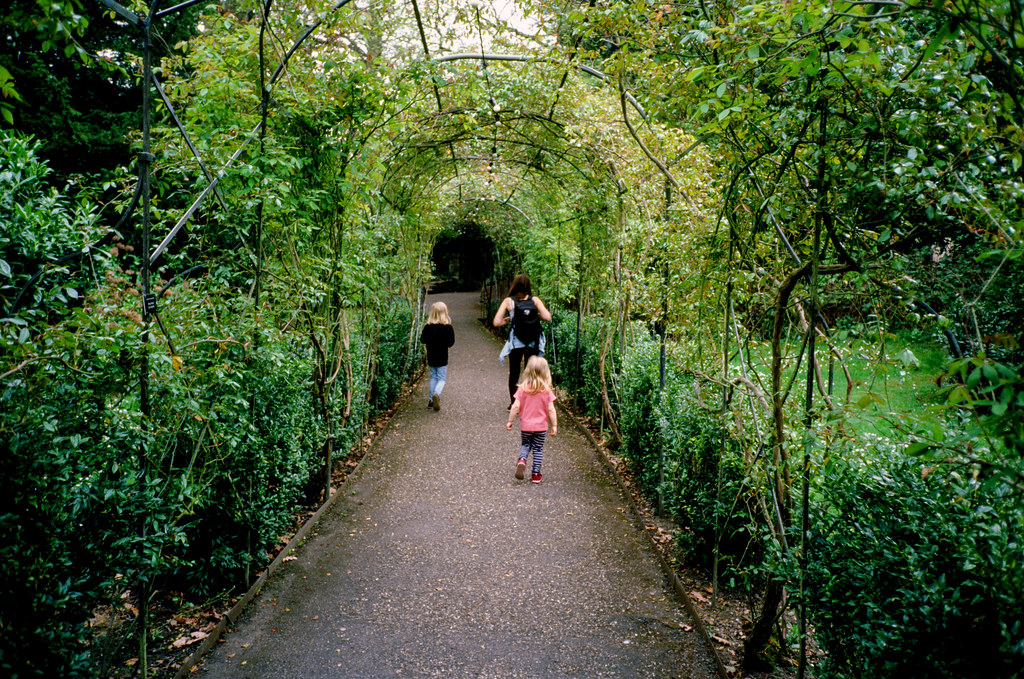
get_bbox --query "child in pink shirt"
[506,356,558,483]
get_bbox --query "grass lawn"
[732,328,951,437]
[835,330,950,435]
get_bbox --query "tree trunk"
[743,578,785,671]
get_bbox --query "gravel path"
[197,291,719,679]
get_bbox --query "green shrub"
[806,436,1024,678]
[617,332,663,489]
[0,132,102,318]
[370,297,414,414]
[329,331,372,459]
[163,337,320,596]
[609,325,756,575]
[0,317,157,678]
[2,224,419,675]
[549,309,605,420]
[657,373,752,573]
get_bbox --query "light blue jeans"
[429,365,447,399]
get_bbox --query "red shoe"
[515,458,526,480]
[531,472,542,484]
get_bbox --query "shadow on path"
[197,291,719,679]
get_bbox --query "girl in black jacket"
[420,301,455,411]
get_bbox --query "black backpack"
[512,296,542,345]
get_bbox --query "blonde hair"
[427,301,451,325]
[518,355,553,394]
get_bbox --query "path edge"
[172,377,417,679]
[558,401,732,679]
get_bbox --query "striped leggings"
[518,431,546,473]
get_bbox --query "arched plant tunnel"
[7,1,1019,676]
[374,50,642,320]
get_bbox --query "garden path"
[196,291,719,679]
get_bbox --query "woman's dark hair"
[508,273,532,299]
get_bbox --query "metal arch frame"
[450,194,538,230]
[381,133,595,190]
[41,0,659,314]
[146,0,361,265]
[86,0,652,390]
[376,45,655,228]
[76,1,366,670]
[98,0,655,274]
[433,52,647,121]
[378,149,589,220]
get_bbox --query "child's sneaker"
[531,472,542,484]
[515,458,526,480]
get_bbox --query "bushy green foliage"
[370,298,415,414]
[161,337,320,595]
[0,141,421,675]
[617,331,751,571]
[806,436,1024,679]
[553,316,753,574]
[656,375,750,571]
[549,309,605,419]
[1,308,417,675]
[606,316,1022,675]
[616,332,663,488]
[1,312,155,677]
[0,132,102,316]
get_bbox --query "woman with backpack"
[493,273,552,409]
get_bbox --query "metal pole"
[798,95,827,679]
[575,218,583,389]
[138,10,154,676]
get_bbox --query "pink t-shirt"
[514,387,556,432]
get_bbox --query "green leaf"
[966,367,983,389]
[921,21,952,63]
[897,348,920,368]
[947,385,970,404]
[906,441,932,456]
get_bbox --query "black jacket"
[420,323,455,367]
